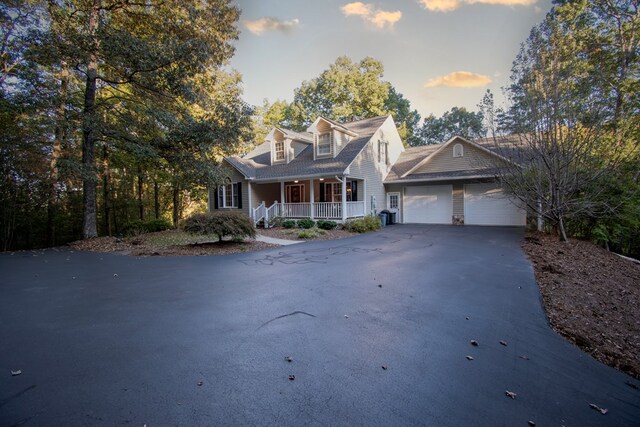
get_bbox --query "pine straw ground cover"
[257,227,357,241]
[523,232,640,379]
[69,230,277,256]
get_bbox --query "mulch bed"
[257,227,358,241]
[69,236,277,256]
[523,232,640,379]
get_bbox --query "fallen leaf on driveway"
[381,365,388,370]
[466,356,474,361]
[505,390,517,399]
[378,284,382,288]
[288,375,295,381]
[197,381,203,386]
[528,421,536,426]
[11,370,21,376]
[500,340,508,346]
[470,340,479,346]
[589,403,608,414]
[344,315,349,319]
[285,356,293,363]
[519,355,530,360]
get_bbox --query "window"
[324,181,356,202]
[317,132,331,156]
[379,140,388,164]
[274,140,285,161]
[218,183,239,208]
[453,143,464,158]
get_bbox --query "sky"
[229,0,553,120]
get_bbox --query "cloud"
[341,2,402,29]
[244,17,300,35]
[418,0,536,12]
[419,0,462,12]
[424,71,492,88]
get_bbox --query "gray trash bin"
[388,210,397,224]
[378,212,387,227]
[381,210,392,225]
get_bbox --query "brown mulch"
[523,231,640,378]
[69,235,277,257]
[258,227,358,241]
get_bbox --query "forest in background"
[1,0,638,257]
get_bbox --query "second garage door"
[464,183,526,226]
[403,185,452,224]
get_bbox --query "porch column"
[309,179,315,219]
[247,182,253,217]
[280,181,285,204]
[363,179,367,215]
[341,175,347,221]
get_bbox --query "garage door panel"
[404,185,452,224]
[464,183,526,226]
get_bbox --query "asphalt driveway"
[1,225,639,426]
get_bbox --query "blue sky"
[229,0,552,119]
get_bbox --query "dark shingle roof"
[226,115,389,181]
[384,135,523,183]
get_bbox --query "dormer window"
[317,132,331,156]
[274,140,285,161]
[453,143,464,158]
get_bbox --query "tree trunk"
[102,145,112,236]
[172,182,180,227]
[154,180,159,220]
[47,63,69,246]
[137,167,144,221]
[558,215,568,242]
[81,1,100,239]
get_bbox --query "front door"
[286,184,304,203]
[387,192,401,222]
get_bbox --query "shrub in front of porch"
[297,218,316,229]
[183,212,255,242]
[316,220,337,230]
[282,219,297,229]
[343,215,382,233]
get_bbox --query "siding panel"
[413,140,494,174]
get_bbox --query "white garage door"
[403,185,452,224]
[464,183,526,226]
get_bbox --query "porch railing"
[252,201,266,226]
[314,202,342,219]
[258,201,366,221]
[281,203,311,218]
[346,201,365,218]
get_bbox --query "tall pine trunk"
[102,145,112,236]
[137,167,144,220]
[47,63,68,246]
[172,182,180,227]
[81,1,100,239]
[154,180,160,220]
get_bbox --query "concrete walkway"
[255,233,303,245]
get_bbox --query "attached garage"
[464,183,526,226]
[403,185,452,224]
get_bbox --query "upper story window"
[317,132,331,156]
[378,140,388,164]
[274,140,285,161]
[453,143,464,158]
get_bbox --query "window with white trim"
[378,140,388,164]
[218,183,239,208]
[317,132,331,156]
[324,181,355,202]
[274,140,285,161]
[453,143,464,158]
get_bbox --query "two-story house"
[210,115,527,227]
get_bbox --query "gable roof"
[384,134,522,183]
[225,115,390,182]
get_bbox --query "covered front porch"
[249,177,367,225]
